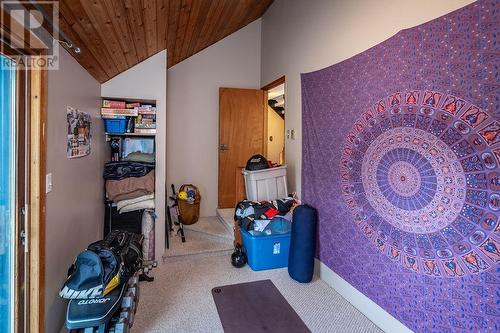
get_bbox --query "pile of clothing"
[104,161,155,261]
[235,198,297,236]
[104,161,155,212]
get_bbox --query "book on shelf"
[137,106,156,113]
[138,105,154,110]
[135,124,156,129]
[102,99,126,109]
[101,108,138,117]
[133,128,156,134]
[126,102,141,108]
[135,113,156,129]
[137,109,156,115]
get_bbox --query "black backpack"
[245,154,269,171]
[60,230,143,300]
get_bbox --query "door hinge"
[219,144,229,151]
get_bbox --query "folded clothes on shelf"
[103,161,155,181]
[117,194,155,213]
[106,170,155,202]
[116,193,154,210]
[123,151,155,163]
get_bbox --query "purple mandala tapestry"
[301,1,499,332]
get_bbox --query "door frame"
[0,44,47,333]
[27,66,47,333]
[261,76,286,164]
[261,76,285,92]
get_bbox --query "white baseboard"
[314,259,413,333]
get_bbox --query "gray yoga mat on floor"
[211,279,310,333]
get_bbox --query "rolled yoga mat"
[288,204,318,283]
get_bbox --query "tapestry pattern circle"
[340,90,500,277]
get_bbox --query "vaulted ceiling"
[55,0,274,83]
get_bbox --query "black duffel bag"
[59,230,143,300]
[245,154,269,171]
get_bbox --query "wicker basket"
[177,184,201,225]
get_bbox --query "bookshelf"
[101,96,157,136]
[102,97,158,260]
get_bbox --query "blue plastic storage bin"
[241,228,291,271]
[103,117,127,134]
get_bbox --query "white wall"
[167,20,262,217]
[45,48,106,333]
[101,50,167,260]
[261,0,475,197]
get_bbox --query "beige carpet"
[163,217,233,262]
[133,254,383,333]
[184,216,232,240]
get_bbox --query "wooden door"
[219,88,266,208]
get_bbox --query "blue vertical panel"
[0,55,16,333]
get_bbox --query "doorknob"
[219,144,229,151]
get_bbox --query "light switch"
[46,173,53,193]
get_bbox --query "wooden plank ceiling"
[55,0,273,83]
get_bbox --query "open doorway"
[217,77,285,210]
[265,82,285,166]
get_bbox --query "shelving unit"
[101,96,157,137]
[102,96,158,261]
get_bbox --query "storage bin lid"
[242,165,286,175]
